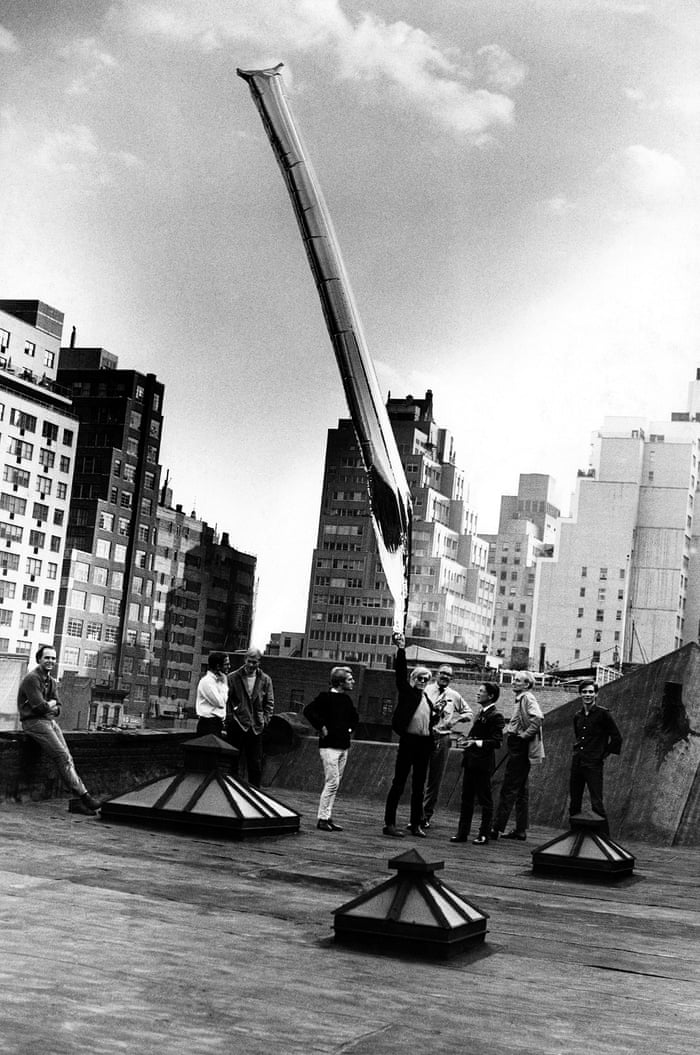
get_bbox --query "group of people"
[303,635,623,842]
[194,647,274,787]
[15,645,275,813]
[18,638,623,840]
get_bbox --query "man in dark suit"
[451,682,505,845]
[226,648,274,787]
[569,679,622,833]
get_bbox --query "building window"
[86,623,102,641]
[44,349,55,369]
[56,482,67,500]
[84,651,98,670]
[579,587,586,597]
[595,609,604,622]
[43,589,54,605]
[59,456,70,473]
[47,562,58,579]
[93,566,108,586]
[10,409,37,431]
[62,646,80,667]
[95,538,111,559]
[63,429,74,446]
[69,590,87,610]
[89,595,105,614]
[114,545,127,564]
[73,561,89,582]
[26,557,42,576]
[599,568,608,580]
[66,619,83,637]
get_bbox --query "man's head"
[477,682,500,706]
[243,648,262,674]
[36,644,57,673]
[579,679,598,705]
[410,666,432,688]
[330,666,354,691]
[436,665,453,688]
[513,670,535,691]
[208,651,230,675]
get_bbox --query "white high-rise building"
[0,301,77,660]
[532,372,700,670]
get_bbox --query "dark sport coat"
[390,648,435,737]
[462,705,505,773]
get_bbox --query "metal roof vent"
[531,814,635,879]
[100,734,300,838]
[333,848,489,958]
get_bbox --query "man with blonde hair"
[382,635,436,838]
[226,648,274,787]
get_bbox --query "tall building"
[303,391,496,666]
[483,474,559,668]
[54,347,164,718]
[532,372,700,670]
[0,300,78,660]
[152,492,256,716]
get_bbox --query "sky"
[1,0,700,649]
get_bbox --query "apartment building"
[532,372,700,670]
[483,474,559,667]
[53,347,164,717]
[0,300,77,660]
[152,494,256,715]
[303,391,496,667]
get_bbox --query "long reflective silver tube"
[238,64,411,631]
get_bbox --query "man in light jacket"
[226,648,274,787]
[491,671,544,841]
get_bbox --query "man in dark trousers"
[303,666,359,832]
[382,633,435,838]
[226,648,274,787]
[570,679,622,833]
[451,682,505,845]
[17,644,101,814]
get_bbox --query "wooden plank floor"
[1,789,698,1054]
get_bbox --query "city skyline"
[2,1,699,648]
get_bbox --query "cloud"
[544,195,577,215]
[476,44,527,92]
[667,89,700,120]
[33,123,141,185]
[115,0,521,138]
[58,36,118,95]
[614,144,690,203]
[0,24,19,52]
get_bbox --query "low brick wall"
[0,731,191,804]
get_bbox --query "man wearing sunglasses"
[382,634,435,838]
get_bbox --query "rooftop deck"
[1,789,698,1054]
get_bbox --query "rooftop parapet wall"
[4,645,699,847]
